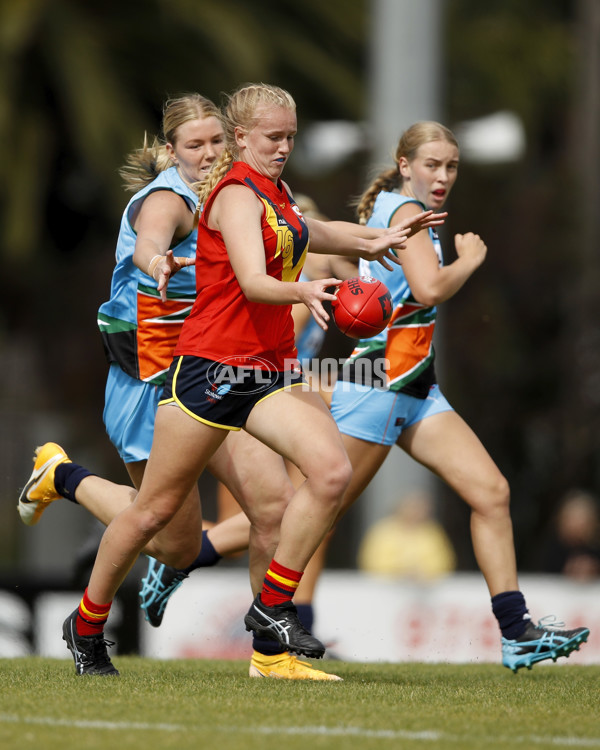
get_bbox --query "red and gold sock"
[76,588,112,636]
[260,559,302,608]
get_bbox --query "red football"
[331,276,393,339]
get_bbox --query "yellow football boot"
[18,442,71,525]
[249,651,342,681]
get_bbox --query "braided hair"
[196,83,296,207]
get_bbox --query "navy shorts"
[159,355,306,430]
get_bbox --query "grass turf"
[0,657,598,750]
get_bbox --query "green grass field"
[0,657,598,750]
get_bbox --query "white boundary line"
[1,714,599,746]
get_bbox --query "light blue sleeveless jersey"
[97,166,198,385]
[349,191,443,390]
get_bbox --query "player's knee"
[481,474,511,518]
[136,504,176,537]
[494,473,510,504]
[236,474,294,510]
[257,497,287,534]
[312,452,352,503]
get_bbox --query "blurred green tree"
[0,0,367,262]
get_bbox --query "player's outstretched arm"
[322,210,446,240]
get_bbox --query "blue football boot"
[502,616,589,672]
[139,557,189,627]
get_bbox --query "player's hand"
[454,232,487,269]
[150,250,195,301]
[359,225,409,271]
[370,211,448,270]
[297,277,342,331]
[398,209,447,237]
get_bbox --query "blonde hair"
[196,83,296,207]
[119,93,221,192]
[355,121,458,224]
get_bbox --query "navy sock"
[182,530,222,574]
[491,590,530,639]
[54,463,93,504]
[295,603,314,634]
[252,635,286,656]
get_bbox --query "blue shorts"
[330,381,453,446]
[103,363,161,463]
[159,355,306,429]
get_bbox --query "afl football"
[331,276,392,339]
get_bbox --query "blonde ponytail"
[119,135,172,192]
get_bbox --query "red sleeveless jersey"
[174,162,310,370]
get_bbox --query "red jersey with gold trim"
[175,162,309,371]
